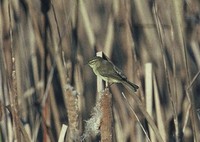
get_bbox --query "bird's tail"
[122,80,139,92]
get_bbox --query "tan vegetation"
[0,0,200,141]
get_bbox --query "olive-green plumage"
[88,56,139,92]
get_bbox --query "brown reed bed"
[0,0,200,141]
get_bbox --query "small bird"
[88,56,139,92]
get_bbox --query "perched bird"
[89,57,165,142]
[88,56,139,92]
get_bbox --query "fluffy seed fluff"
[81,101,102,141]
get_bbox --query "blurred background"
[0,0,200,141]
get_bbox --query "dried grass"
[0,0,200,141]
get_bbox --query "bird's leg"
[106,82,114,88]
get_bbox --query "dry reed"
[0,0,199,141]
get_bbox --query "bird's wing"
[113,65,127,80]
[97,63,123,81]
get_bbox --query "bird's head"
[88,56,103,68]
